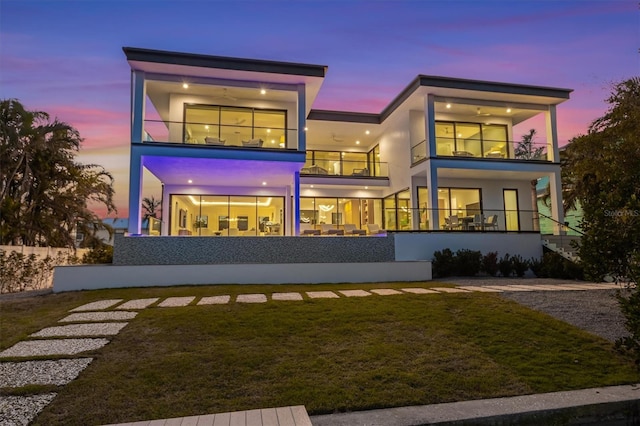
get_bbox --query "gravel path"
[442,277,629,343]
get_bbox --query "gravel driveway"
[441,277,630,343]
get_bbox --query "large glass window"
[170,194,284,236]
[383,189,411,231]
[302,145,383,177]
[435,121,508,159]
[300,197,382,232]
[438,188,482,230]
[183,104,286,147]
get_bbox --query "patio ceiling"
[142,156,302,187]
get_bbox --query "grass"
[1,282,638,426]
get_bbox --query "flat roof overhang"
[123,47,328,115]
[134,144,305,187]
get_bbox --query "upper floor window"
[435,121,508,159]
[183,104,287,148]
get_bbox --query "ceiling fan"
[331,133,344,142]
[212,88,238,101]
[476,107,491,117]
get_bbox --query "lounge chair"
[344,224,366,235]
[484,214,499,230]
[366,224,386,235]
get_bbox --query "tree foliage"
[142,196,160,220]
[515,129,544,231]
[0,99,116,247]
[561,78,640,284]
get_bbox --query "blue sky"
[1,0,638,216]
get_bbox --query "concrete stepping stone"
[0,358,92,387]
[400,288,438,294]
[236,294,267,303]
[157,297,195,307]
[370,289,403,296]
[272,292,303,301]
[60,311,137,323]
[31,323,128,337]
[484,285,533,292]
[116,298,159,310]
[339,290,372,297]
[306,291,340,299]
[197,295,231,305]
[431,287,470,293]
[0,338,109,358]
[70,299,123,312]
[0,393,57,426]
[458,286,504,293]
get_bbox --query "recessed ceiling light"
[356,140,360,145]
[262,181,267,186]
[446,103,451,109]
[204,125,209,130]
[304,127,308,131]
[365,186,369,189]
[271,140,275,144]
[182,83,189,89]
[365,130,370,135]
[506,108,512,113]
[188,179,193,183]
[260,89,266,95]
[310,185,314,188]
[267,129,271,133]
[458,133,462,137]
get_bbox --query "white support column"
[425,94,436,158]
[284,184,292,236]
[127,149,143,235]
[410,175,421,230]
[546,105,559,163]
[131,70,146,144]
[426,166,439,230]
[297,84,306,151]
[549,170,565,235]
[293,171,301,235]
[161,184,169,236]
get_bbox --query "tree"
[142,196,160,220]
[515,129,545,231]
[560,78,640,364]
[0,99,116,248]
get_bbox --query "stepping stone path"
[272,292,304,301]
[237,294,268,303]
[339,290,372,297]
[157,296,195,307]
[198,295,231,305]
[1,281,620,425]
[306,291,340,299]
[116,298,159,310]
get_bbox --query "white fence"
[0,245,90,293]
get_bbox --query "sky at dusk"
[1,0,638,217]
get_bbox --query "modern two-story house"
[124,46,569,241]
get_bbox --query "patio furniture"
[452,151,474,157]
[241,138,264,147]
[204,137,226,145]
[470,214,483,230]
[300,223,320,235]
[366,224,386,235]
[484,214,499,230]
[302,165,328,175]
[344,224,366,235]
[351,168,369,176]
[445,216,462,230]
[320,224,336,234]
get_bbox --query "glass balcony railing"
[301,159,389,178]
[409,139,552,164]
[142,119,299,150]
[381,208,550,232]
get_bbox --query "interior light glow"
[310,185,314,188]
[188,195,272,206]
[446,103,451,109]
[267,129,271,133]
[365,130,370,135]
[365,186,369,189]
[262,181,267,186]
[506,108,512,113]
[182,83,189,89]
[204,125,209,130]
[260,89,266,95]
[356,140,360,145]
[188,179,193,183]
[304,127,308,131]
[319,205,335,212]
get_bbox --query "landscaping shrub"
[481,251,499,276]
[432,248,455,278]
[528,251,584,280]
[511,254,529,277]
[498,253,513,277]
[455,249,482,276]
[82,245,113,264]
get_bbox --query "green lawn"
[1,283,637,426]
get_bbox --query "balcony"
[301,152,389,178]
[143,119,299,150]
[411,139,551,165]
